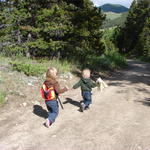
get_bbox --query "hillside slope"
[102,12,128,28]
[100,4,129,13]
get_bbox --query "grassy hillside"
[102,12,128,28]
[100,3,129,13]
[105,12,122,20]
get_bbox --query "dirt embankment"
[0,60,150,150]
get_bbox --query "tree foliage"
[136,17,150,58]
[114,0,150,58]
[0,0,105,61]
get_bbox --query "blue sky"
[91,0,134,8]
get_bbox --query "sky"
[91,0,134,8]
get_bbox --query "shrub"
[140,56,150,63]
[10,61,46,76]
[0,92,6,105]
[10,57,72,76]
[105,50,127,69]
[85,50,127,71]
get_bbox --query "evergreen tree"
[0,0,31,56]
[68,0,105,61]
[0,0,105,61]
[136,17,150,57]
[115,0,149,56]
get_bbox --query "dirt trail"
[0,60,150,150]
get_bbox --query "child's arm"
[54,82,68,94]
[87,79,97,88]
[73,80,82,89]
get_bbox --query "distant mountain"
[100,3,129,13]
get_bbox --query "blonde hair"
[82,68,91,78]
[46,67,57,80]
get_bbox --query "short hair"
[46,67,57,79]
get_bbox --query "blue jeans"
[45,100,59,123]
[82,91,92,107]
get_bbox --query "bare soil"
[0,59,150,150]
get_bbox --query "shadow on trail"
[108,82,125,87]
[135,87,150,94]
[72,60,150,86]
[33,105,48,119]
[134,98,150,107]
[63,98,81,108]
[106,60,150,86]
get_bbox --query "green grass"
[105,50,127,69]
[0,55,11,64]
[105,12,122,20]
[102,12,128,28]
[86,50,127,71]
[10,57,72,76]
[88,29,128,71]
[1,45,127,78]
[140,56,150,63]
[0,92,6,105]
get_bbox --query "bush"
[140,56,150,63]
[91,33,128,70]
[85,50,127,71]
[10,61,46,76]
[105,50,127,69]
[0,92,6,105]
[10,57,72,76]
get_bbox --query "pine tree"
[136,17,150,58]
[0,0,105,61]
[116,0,149,56]
[0,0,31,56]
[67,0,105,61]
